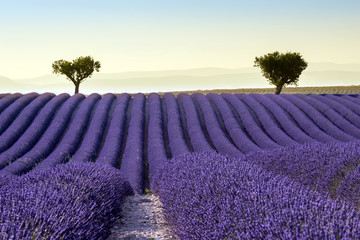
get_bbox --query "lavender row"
[207,93,261,153]
[0,93,55,153]
[32,94,101,171]
[177,93,214,152]
[163,93,191,156]
[238,94,297,146]
[222,93,279,150]
[0,162,132,240]
[343,94,360,105]
[192,93,242,157]
[0,93,22,114]
[265,94,336,143]
[120,93,146,194]
[245,140,360,206]
[282,94,355,142]
[314,94,360,129]
[147,93,168,186]
[0,94,83,171]
[297,94,360,139]
[96,93,131,167]
[0,92,38,135]
[327,94,360,117]
[251,94,316,144]
[0,94,94,175]
[71,94,116,163]
[154,152,360,239]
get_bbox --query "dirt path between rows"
[107,194,178,240]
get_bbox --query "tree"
[254,51,308,94]
[52,56,101,94]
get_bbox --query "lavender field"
[1,92,360,239]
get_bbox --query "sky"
[0,0,360,80]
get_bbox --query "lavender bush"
[245,140,360,205]
[222,93,279,149]
[177,93,215,152]
[0,93,22,114]
[0,93,38,135]
[0,94,83,170]
[163,93,190,156]
[120,93,146,194]
[0,94,99,175]
[207,93,262,153]
[154,151,360,239]
[147,93,168,186]
[328,94,360,116]
[313,94,360,128]
[0,162,132,240]
[298,94,360,138]
[0,93,55,153]
[71,93,116,163]
[251,94,315,144]
[265,93,336,143]
[237,94,297,146]
[282,94,355,142]
[96,93,130,166]
[193,93,242,157]
[31,94,100,171]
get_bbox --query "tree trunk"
[275,84,283,95]
[74,83,80,94]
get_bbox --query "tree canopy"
[52,56,101,94]
[254,51,308,94]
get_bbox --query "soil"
[107,194,178,240]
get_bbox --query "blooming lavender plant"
[96,93,131,167]
[0,93,22,114]
[238,94,297,146]
[177,93,215,152]
[31,93,101,171]
[297,94,360,138]
[0,93,55,153]
[282,94,355,142]
[163,93,191,156]
[244,140,360,206]
[147,93,168,186]
[0,94,83,170]
[192,93,243,158]
[154,151,360,239]
[120,93,146,194]
[222,93,279,150]
[71,93,116,163]
[207,93,262,153]
[313,94,360,129]
[0,94,99,175]
[327,94,360,118]
[0,92,38,135]
[0,162,132,240]
[251,93,315,144]
[265,93,337,143]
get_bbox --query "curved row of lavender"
[0,162,132,240]
[119,93,146,194]
[1,92,360,238]
[1,92,360,187]
[153,150,360,239]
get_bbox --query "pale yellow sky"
[1,0,359,82]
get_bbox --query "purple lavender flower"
[0,162,132,240]
[154,151,360,239]
[120,93,146,194]
[96,93,131,167]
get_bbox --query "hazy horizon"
[1,62,359,94]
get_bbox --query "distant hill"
[0,76,31,92]
[1,63,359,94]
